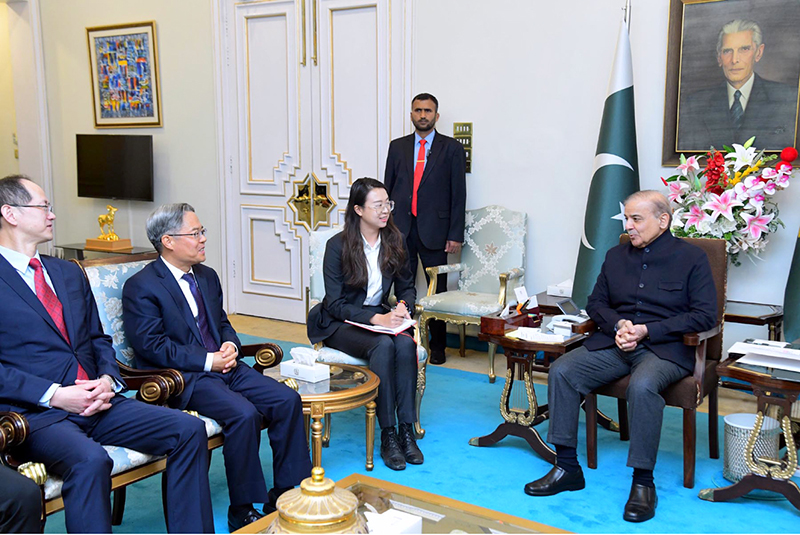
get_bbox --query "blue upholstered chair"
[417,205,526,383]
[307,227,428,439]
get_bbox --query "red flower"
[704,150,728,194]
[781,147,798,163]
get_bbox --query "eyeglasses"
[6,203,54,213]
[168,228,207,240]
[365,200,395,213]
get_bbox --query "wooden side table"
[698,355,800,509]
[471,329,596,464]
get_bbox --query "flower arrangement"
[663,138,797,265]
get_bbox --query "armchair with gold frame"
[583,235,726,489]
[417,205,526,382]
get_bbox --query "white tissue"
[289,347,319,366]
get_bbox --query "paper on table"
[737,353,800,373]
[345,318,416,335]
[506,327,565,343]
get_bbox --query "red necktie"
[411,138,427,216]
[29,258,89,381]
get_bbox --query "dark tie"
[411,138,427,217]
[181,273,218,352]
[29,258,89,381]
[730,89,744,130]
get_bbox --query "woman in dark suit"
[307,178,421,471]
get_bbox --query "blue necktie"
[182,273,218,352]
[730,90,744,130]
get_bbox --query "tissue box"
[550,321,574,337]
[546,279,573,297]
[280,360,330,383]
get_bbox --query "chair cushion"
[419,291,502,316]
[592,360,718,410]
[316,345,428,366]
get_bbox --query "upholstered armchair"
[583,236,726,489]
[307,227,429,439]
[417,205,526,383]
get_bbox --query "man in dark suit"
[524,191,717,523]
[0,175,213,533]
[678,19,798,151]
[122,203,312,531]
[0,465,42,533]
[384,93,467,364]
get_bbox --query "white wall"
[38,0,222,272]
[0,5,19,176]
[412,0,800,347]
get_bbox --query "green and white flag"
[784,228,800,343]
[572,20,640,308]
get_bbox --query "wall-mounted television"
[76,134,154,202]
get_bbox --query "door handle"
[311,0,318,66]
[300,0,307,66]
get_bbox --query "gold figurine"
[97,205,119,241]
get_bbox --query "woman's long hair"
[341,177,408,288]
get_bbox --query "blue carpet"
[43,334,800,533]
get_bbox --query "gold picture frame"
[662,0,800,165]
[86,21,162,128]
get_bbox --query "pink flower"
[762,182,777,195]
[747,192,765,209]
[676,156,700,177]
[761,168,778,180]
[667,181,690,203]
[744,175,764,191]
[776,172,791,189]
[684,204,709,230]
[702,190,743,222]
[741,208,774,241]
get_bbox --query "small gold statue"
[97,205,119,241]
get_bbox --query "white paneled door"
[220,0,409,321]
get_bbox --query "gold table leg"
[310,402,324,468]
[366,401,376,471]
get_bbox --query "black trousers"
[0,465,42,533]
[186,363,312,506]
[406,218,448,353]
[325,314,418,429]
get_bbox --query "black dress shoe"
[398,423,424,464]
[380,427,406,470]
[227,506,265,532]
[429,350,446,365]
[623,483,657,522]
[524,466,585,496]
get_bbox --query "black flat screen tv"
[76,134,154,201]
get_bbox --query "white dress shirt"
[160,257,237,371]
[726,73,755,112]
[362,234,383,306]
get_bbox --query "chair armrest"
[243,342,284,373]
[0,411,29,454]
[682,323,722,346]
[119,363,186,405]
[425,263,465,296]
[498,267,525,306]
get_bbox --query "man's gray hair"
[624,190,673,226]
[717,19,763,55]
[147,203,195,254]
[0,175,34,229]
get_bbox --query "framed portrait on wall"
[86,21,162,128]
[662,0,800,165]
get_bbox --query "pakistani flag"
[571,20,640,308]
[784,229,800,343]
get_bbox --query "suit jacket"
[122,258,241,409]
[678,74,798,151]
[0,255,124,431]
[307,232,416,344]
[384,131,467,249]
[584,231,717,371]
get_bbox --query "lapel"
[193,268,221,345]
[418,131,443,190]
[0,254,67,343]
[42,256,77,344]
[153,259,205,346]
[404,134,416,185]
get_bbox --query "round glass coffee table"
[265,363,380,470]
